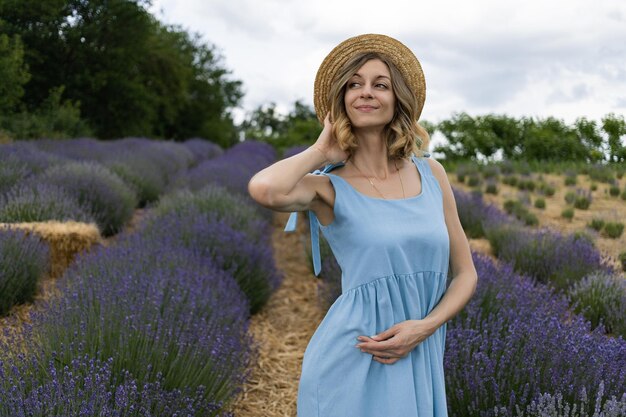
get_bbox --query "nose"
[360,82,374,98]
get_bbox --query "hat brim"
[313,33,426,125]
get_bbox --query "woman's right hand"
[312,113,349,164]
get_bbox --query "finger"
[372,355,397,364]
[364,339,396,351]
[371,328,398,341]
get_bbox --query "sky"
[148,0,626,133]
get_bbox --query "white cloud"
[149,0,626,125]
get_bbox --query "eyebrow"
[351,73,391,81]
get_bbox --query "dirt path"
[227,211,327,416]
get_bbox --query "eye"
[376,83,389,89]
[348,82,361,88]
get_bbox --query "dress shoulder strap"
[412,152,434,177]
[283,162,339,277]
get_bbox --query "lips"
[355,105,378,112]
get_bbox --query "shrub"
[152,184,270,245]
[502,175,518,186]
[590,182,598,191]
[561,207,574,220]
[21,232,254,415]
[484,224,614,290]
[564,173,577,186]
[467,174,481,187]
[588,218,605,232]
[620,251,626,272]
[609,185,620,196]
[571,188,592,209]
[139,208,282,315]
[588,163,616,183]
[485,181,498,195]
[503,199,538,226]
[534,197,546,209]
[0,350,235,416]
[0,228,49,316]
[182,138,223,165]
[41,161,138,236]
[602,222,624,239]
[537,182,556,196]
[567,271,626,338]
[0,182,94,224]
[0,143,63,195]
[564,190,576,204]
[453,188,511,239]
[481,164,500,179]
[517,178,536,191]
[509,389,626,417]
[446,253,626,416]
[104,157,167,206]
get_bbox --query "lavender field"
[1,139,625,416]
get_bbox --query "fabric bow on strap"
[283,163,338,277]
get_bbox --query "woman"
[248,34,477,417]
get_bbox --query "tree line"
[242,102,625,163]
[1,0,623,162]
[0,0,242,147]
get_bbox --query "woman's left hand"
[355,319,436,365]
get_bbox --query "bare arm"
[247,146,329,212]
[422,158,478,331]
[247,113,349,213]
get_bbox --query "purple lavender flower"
[0,228,49,315]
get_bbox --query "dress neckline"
[326,155,425,202]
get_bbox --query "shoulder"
[425,157,448,183]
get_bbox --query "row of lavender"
[284,144,626,416]
[437,190,625,416]
[454,189,626,338]
[0,138,222,316]
[0,139,280,415]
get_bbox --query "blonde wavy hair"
[328,52,430,160]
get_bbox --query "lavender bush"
[182,138,223,164]
[177,140,275,197]
[446,253,626,417]
[567,271,626,338]
[139,207,282,315]
[0,182,95,224]
[0,143,63,195]
[484,223,615,291]
[13,231,254,416]
[0,349,235,416]
[41,161,138,236]
[0,228,49,316]
[452,187,512,238]
[28,137,112,162]
[152,184,270,245]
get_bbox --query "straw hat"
[313,33,426,125]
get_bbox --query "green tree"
[0,32,30,114]
[602,113,626,163]
[0,0,242,142]
[574,117,604,162]
[434,112,482,161]
[520,116,588,162]
[240,100,322,154]
[482,114,523,160]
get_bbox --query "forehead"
[352,58,391,77]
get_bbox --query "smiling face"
[344,58,396,130]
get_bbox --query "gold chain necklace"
[349,158,405,199]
